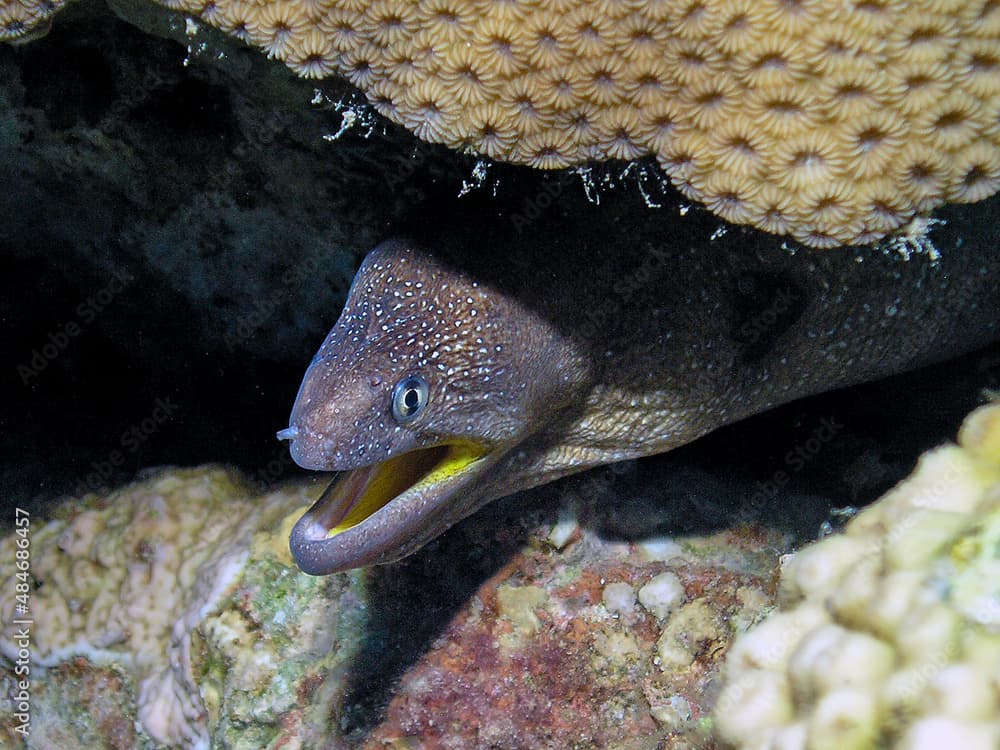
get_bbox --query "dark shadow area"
[18,17,118,130]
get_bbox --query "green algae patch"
[196,510,369,750]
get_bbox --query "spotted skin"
[287,244,587,473]
[282,197,1000,574]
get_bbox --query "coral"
[714,400,1000,750]
[0,462,787,749]
[637,571,686,620]
[0,0,54,44]
[362,516,782,750]
[0,466,323,748]
[6,403,1000,748]
[5,0,1000,246]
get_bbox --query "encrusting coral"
[714,399,1000,750]
[0,465,787,748]
[0,467,322,749]
[3,403,1000,747]
[4,0,1000,247]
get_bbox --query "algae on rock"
[0,466,367,749]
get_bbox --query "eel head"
[279,240,588,574]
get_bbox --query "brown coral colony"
[5,0,1000,247]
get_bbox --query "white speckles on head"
[295,243,545,467]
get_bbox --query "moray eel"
[279,197,1000,575]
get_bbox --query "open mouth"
[289,441,489,574]
[311,442,485,537]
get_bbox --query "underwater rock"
[338,501,785,750]
[3,401,999,748]
[0,467,362,749]
[0,462,787,749]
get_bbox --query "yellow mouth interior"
[326,442,486,537]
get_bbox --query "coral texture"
[4,0,1000,246]
[3,402,999,748]
[359,518,782,750]
[0,462,788,749]
[715,400,1000,750]
[0,467,322,749]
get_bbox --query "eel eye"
[391,375,429,423]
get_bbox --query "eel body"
[279,194,1000,574]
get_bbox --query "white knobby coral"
[715,401,1000,750]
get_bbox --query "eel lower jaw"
[289,441,494,575]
